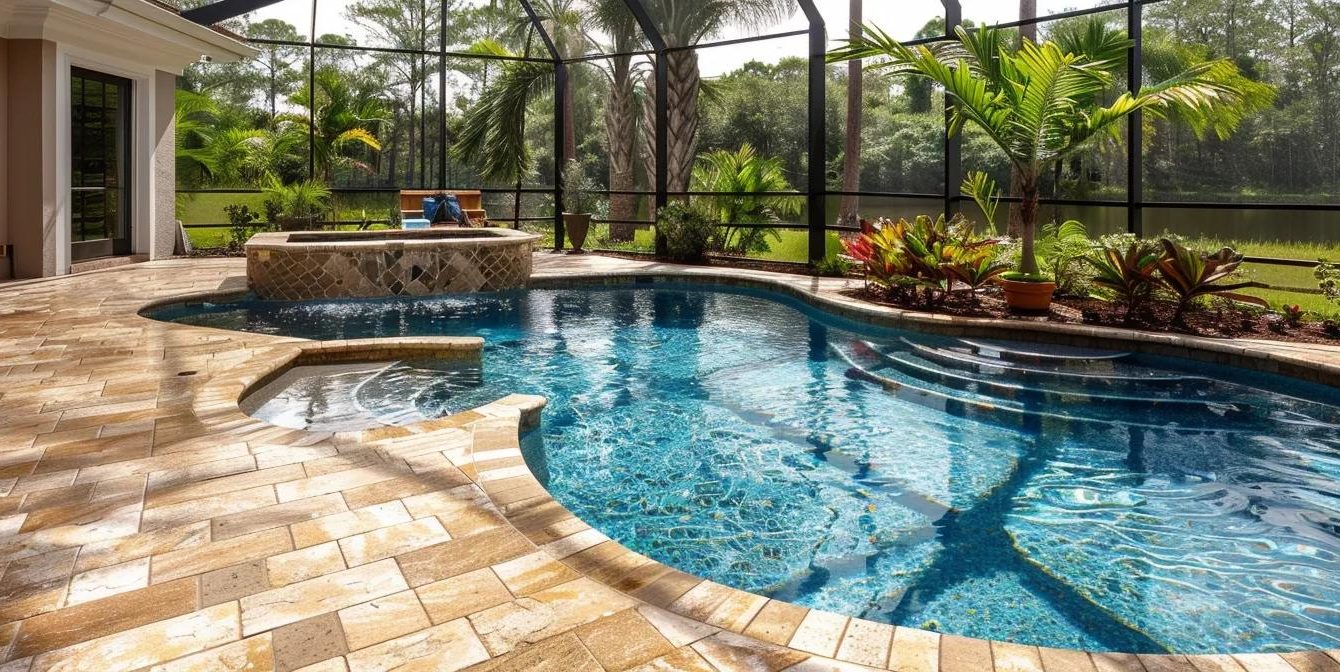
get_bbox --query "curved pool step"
[957,338,1132,367]
[834,343,1259,433]
[898,338,1211,388]
[867,346,1244,417]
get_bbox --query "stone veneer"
[245,228,539,300]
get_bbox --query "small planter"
[1000,278,1057,312]
[563,213,592,253]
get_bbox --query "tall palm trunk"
[664,48,701,193]
[1008,0,1038,236]
[606,54,638,241]
[839,0,863,225]
[562,77,577,171]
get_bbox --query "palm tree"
[839,0,863,225]
[831,25,1262,276]
[592,0,643,241]
[282,68,386,183]
[692,144,802,255]
[637,0,796,192]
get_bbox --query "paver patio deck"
[1,256,1338,672]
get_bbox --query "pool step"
[956,338,1132,367]
[898,338,1210,388]
[834,342,1258,432]
[867,345,1235,413]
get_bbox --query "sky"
[241,0,1105,77]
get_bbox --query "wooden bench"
[399,190,488,226]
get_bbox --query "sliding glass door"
[70,68,132,261]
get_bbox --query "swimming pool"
[149,284,1340,654]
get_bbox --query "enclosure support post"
[307,0,316,182]
[943,0,963,222]
[622,0,669,255]
[518,0,565,249]
[1127,0,1144,237]
[438,0,447,191]
[798,0,827,264]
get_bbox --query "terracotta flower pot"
[1000,278,1057,312]
[563,213,592,253]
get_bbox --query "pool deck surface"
[0,255,1338,672]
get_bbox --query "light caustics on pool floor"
[151,286,1340,655]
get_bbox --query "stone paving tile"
[9,577,199,659]
[151,526,293,583]
[834,619,893,668]
[267,542,347,588]
[415,566,513,625]
[27,601,240,672]
[1279,651,1340,672]
[693,631,809,671]
[573,608,675,670]
[240,559,409,636]
[273,613,349,672]
[468,577,637,657]
[147,634,275,672]
[887,627,940,672]
[64,556,150,606]
[201,560,271,607]
[338,518,450,567]
[337,590,431,651]
[743,600,808,648]
[625,647,717,672]
[213,493,349,541]
[395,527,534,588]
[789,609,850,658]
[289,501,413,549]
[490,551,580,597]
[344,618,488,672]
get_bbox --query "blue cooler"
[402,218,431,230]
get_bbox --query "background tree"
[247,19,306,118]
[838,0,863,226]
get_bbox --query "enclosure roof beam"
[620,0,666,53]
[516,0,562,63]
[182,0,285,26]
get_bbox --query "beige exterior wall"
[4,38,59,279]
[0,37,8,281]
[152,69,176,260]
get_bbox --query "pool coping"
[150,259,1340,670]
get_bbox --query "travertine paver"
[0,256,1338,672]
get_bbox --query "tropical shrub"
[223,204,264,253]
[657,202,716,263]
[691,144,802,256]
[1155,239,1267,323]
[561,160,603,216]
[812,255,853,278]
[1088,244,1161,320]
[843,214,1004,306]
[1317,262,1340,308]
[263,179,331,231]
[1034,220,1092,296]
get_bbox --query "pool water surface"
[149,285,1340,654]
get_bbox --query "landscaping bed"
[842,285,1340,346]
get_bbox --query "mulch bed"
[842,285,1340,346]
[590,252,1339,346]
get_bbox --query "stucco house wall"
[0,0,254,279]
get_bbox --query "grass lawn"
[179,191,1339,317]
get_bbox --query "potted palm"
[561,160,600,254]
[262,179,332,232]
[830,24,1260,311]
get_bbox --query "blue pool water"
[149,284,1340,654]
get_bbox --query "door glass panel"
[70,68,130,258]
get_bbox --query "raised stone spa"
[245,227,539,300]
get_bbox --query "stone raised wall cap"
[244,227,541,253]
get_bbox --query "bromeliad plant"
[1156,239,1266,323]
[829,24,1264,303]
[1088,243,1162,321]
[843,215,1006,307]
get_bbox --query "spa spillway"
[244,227,540,300]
